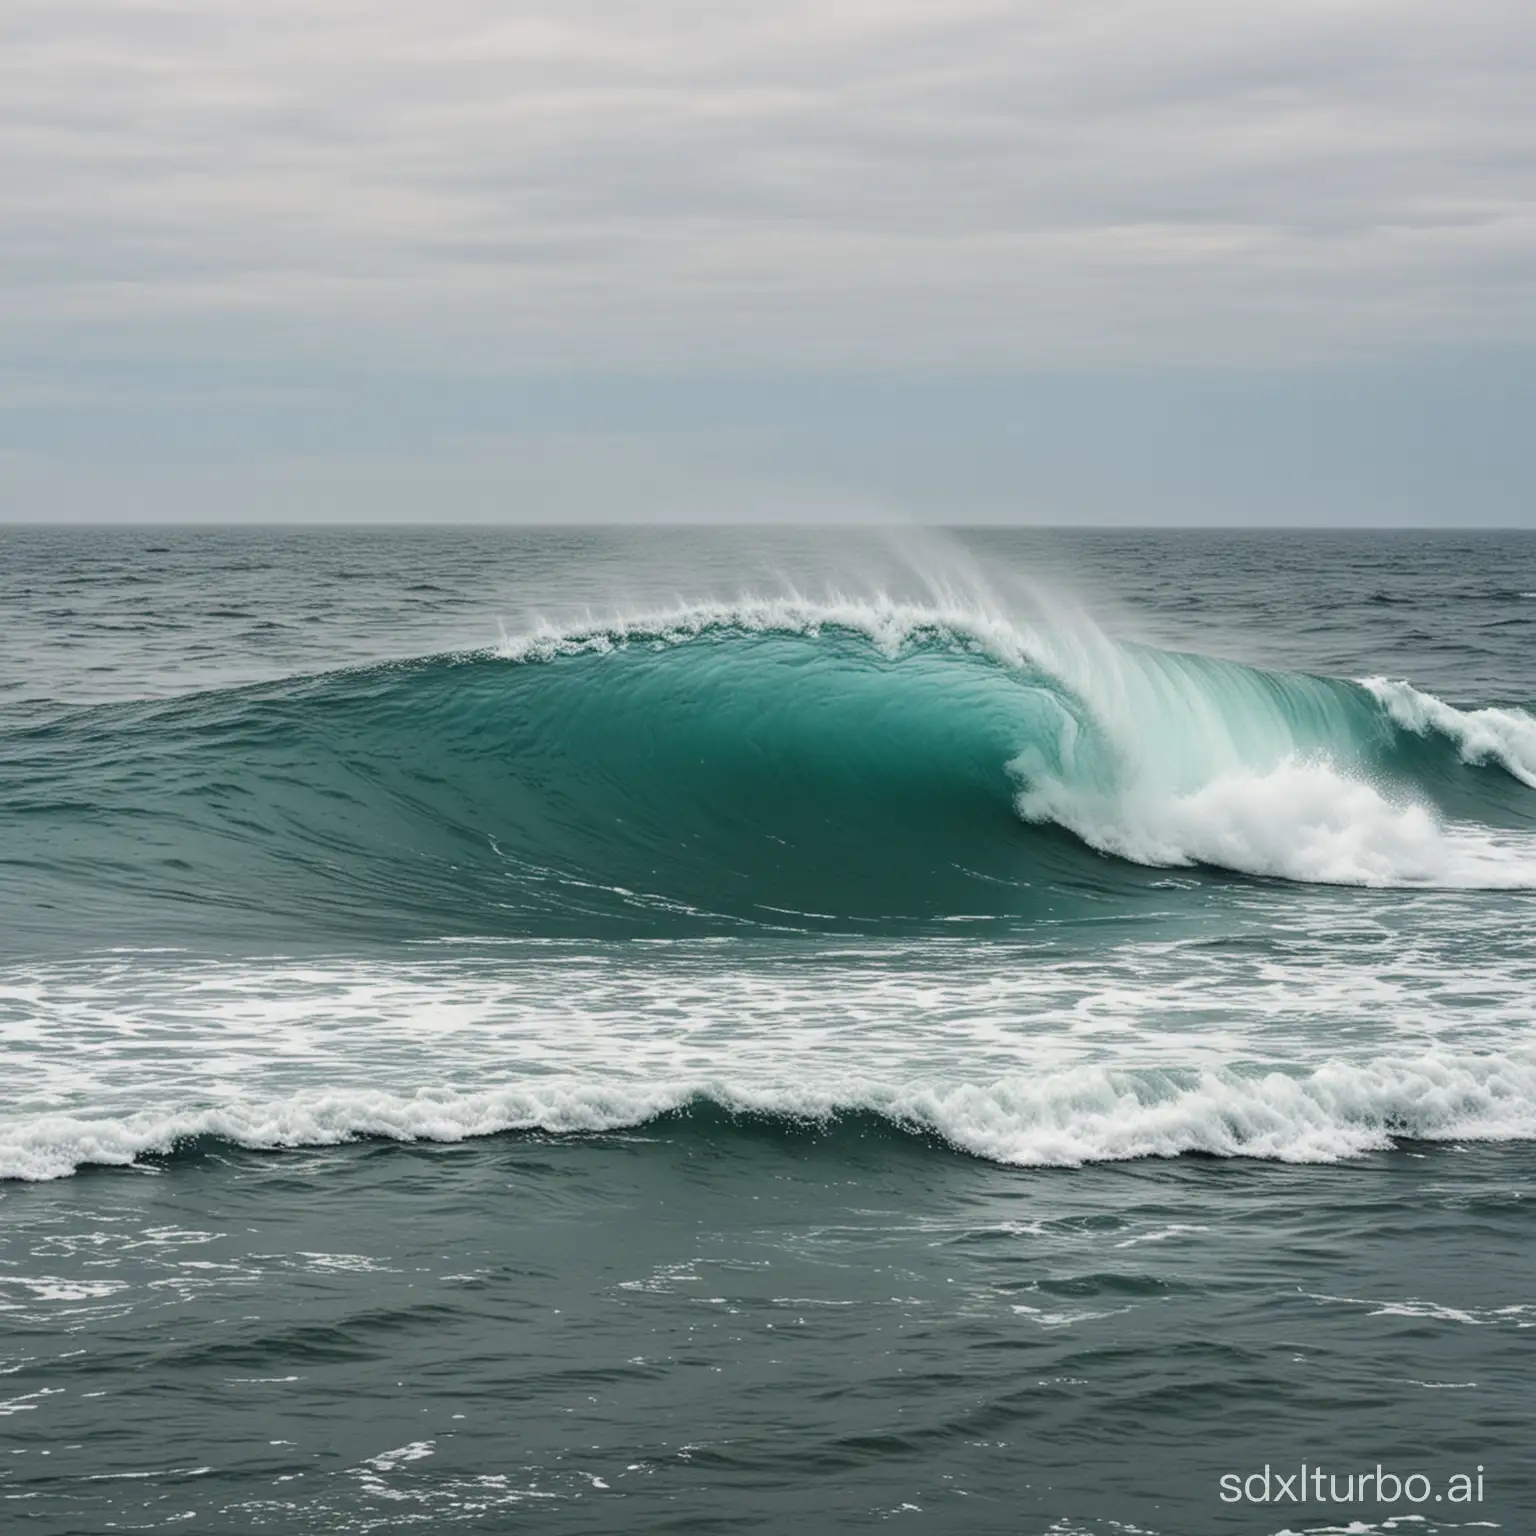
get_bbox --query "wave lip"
[5,1051,1533,1181]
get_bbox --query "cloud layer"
[5,0,1535,367]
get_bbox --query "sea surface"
[1,525,1533,1535]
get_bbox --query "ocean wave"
[4,1051,1533,1181]
[3,596,1534,948]
[501,599,1536,888]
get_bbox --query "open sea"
[1,524,1533,1535]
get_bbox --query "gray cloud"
[4,0,1535,367]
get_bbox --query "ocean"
[1,524,1532,1535]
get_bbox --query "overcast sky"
[3,0,1533,523]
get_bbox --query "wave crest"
[1362,676,1536,788]
[6,1051,1534,1181]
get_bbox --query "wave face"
[4,597,1535,948]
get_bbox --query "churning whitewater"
[7,1042,1536,1182]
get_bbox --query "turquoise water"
[1,526,1533,1533]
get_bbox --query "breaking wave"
[3,597,1534,947]
[7,1049,1535,1181]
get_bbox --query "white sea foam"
[2,1051,1533,1182]
[1362,676,1536,788]
[7,899,1533,1180]
[496,591,1048,669]
[1017,756,1536,888]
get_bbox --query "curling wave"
[3,597,1534,947]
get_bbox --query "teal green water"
[1,527,1533,1533]
[5,614,1531,949]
